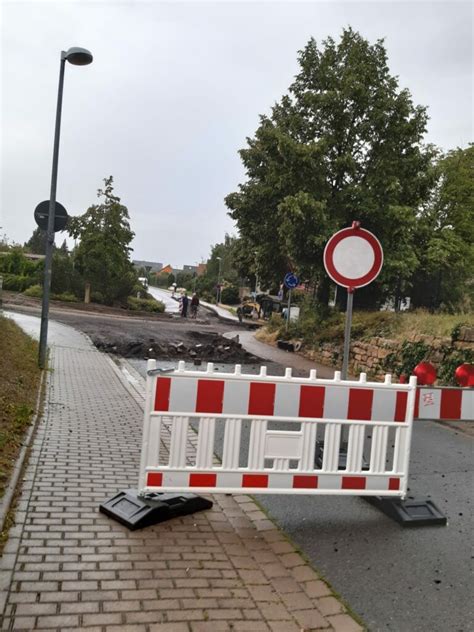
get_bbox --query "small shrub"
[220,285,240,305]
[91,291,104,304]
[127,296,165,313]
[437,348,474,386]
[266,313,284,333]
[51,292,78,302]
[3,274,37,292]
[382,340,430,378]
[23,284,42,298]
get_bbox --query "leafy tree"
[411,145,474,311]
[68,177,137,305]
[226,28,435,307]
[51,249,82,296]
[24,227,47,254]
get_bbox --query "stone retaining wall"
[302,325,474,380]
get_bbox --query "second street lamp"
[216,256,223,304]
[38,47,93,369]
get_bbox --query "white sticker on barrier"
[417,389,441,419]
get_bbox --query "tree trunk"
[84,282,91,304]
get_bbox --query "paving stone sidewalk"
[0,316,364,632]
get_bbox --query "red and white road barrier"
[138,362,417,498]
[416,387,473,421]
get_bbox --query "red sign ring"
[323,226,383,289]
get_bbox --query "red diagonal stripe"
[154,377,171,411]
[348,388,373,420]
[248,383,275,416]
[196,379,224,414]
[242,474,268,488]
[440,389,462,420]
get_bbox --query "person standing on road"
[180,292,189,317]
[190,293,200,319]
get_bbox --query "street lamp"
[216,256,223,304]
[38,47,93,369]
[253,250,259,298]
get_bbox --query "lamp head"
[64,47,93,66]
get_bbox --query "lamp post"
[38,47,93,369]
[216,256,223,304]
[253,250,259,299]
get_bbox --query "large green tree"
[24,227,47,254]
[226,28,435,307]
[411,145,474,311]
[68,177,137,305]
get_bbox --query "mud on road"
[3,292,259,363]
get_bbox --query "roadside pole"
[286,289,291,331]
[283,272,299,331]
[341,289,354,380]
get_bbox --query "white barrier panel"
[138,362,417,498]
[416,387,473,421]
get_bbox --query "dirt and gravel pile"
[93,330,259,363]
[3,292,259,363]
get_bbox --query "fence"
[416,386,473,421]
[138,361,417,499]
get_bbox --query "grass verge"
[0,315,42,498]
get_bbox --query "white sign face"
[323,225,384,289]
[332,236,375,279]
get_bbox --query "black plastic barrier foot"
[364,496,447,527]
[100,489,213,530]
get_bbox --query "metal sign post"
[283,272,299,331]
[341,289,354,380]
[286,289,292,331]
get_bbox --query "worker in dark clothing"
[190,293,199,319]
[180,292,189,317]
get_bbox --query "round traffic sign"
[34,201,68,232]
[284,272,299,289]
[323,224,383,289]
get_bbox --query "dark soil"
[3,292,260,363]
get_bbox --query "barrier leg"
[99,489,213,531]
[363,496,447,527]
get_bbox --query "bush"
[3,274,37,292]
[266,313,284,332]
[127,297,165,313]
[90,291,104,304]
[51,292,79,302]
[220,285,240,305]
[23,284,42,298]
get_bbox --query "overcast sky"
[1,0,472,268]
